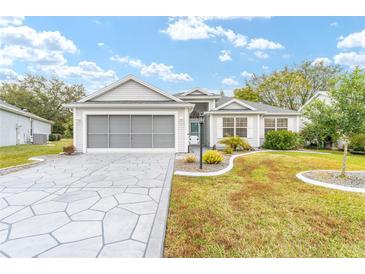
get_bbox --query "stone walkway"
[0,153,174,258]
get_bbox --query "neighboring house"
[0,100,53,147]
[299,91,343,149]
[65,75,301,153]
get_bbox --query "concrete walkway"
[0,153,174,258]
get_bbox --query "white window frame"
[264,117,288,135]
[222,117,248,138]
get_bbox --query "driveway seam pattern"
[0,153,174,258]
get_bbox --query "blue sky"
[0,16,365,95]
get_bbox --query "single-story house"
[65,75,301,153]
[0,100,53,147]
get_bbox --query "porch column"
[257,114,260,147]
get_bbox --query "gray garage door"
[87,115,175,148]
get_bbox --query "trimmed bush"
[349,133,365,151]
[203,150,224,164]
[63,145,76,155]
[223,146,234,154]
[263,130,300,150]
[48,133,57,141]
[218,136,252,151]
[184,154,197,163]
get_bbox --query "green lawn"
[0,139,72,169]
[165,151,365,257]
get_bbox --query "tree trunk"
[341,141,348,177]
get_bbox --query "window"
[264,118,288,135]
[235,117,247,137]
[223,117,234,137]
[277,118,288,130]
[222,117,247,137]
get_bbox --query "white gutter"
[64,103,195,108]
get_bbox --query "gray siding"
[91,80,170,101]
[0,109,31,146]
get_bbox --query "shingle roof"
[0,100,53,124]
[214,96,299,114]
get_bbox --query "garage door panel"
[131,115,152,133]
[87,115,175,149]
[109,134,130,148]
[109,115,130,133]
[131,134,153,148]
[88,134,108,148]
[88,115,108,133]
[153,115,174,134]
[153,134,174,148]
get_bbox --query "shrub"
[349,133,365,151]
[63,145,76,155]
[218,136,252,151]
[223,146,233,154]
[184,154,197,163]
[202,150,224,164]
[263,130,300,150]
[55,133,62,141]
[48,133,57,141]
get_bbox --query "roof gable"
[80,75,182,103]
[215,98,256,111]
[182,88,212,96]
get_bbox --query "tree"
[234,86,260,102]
[329,68,365,176]
[235,60,341,110]
[302,100,339,148]
[0,74,85,134]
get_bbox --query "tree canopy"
[234,60,341,110]
[0,74,85,134]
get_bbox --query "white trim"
[82,110,179,153]
[181,87,212,96]
[184,107,189,152]
[209,114,213,147]
[296,170,365,193]
[79,74,183,103]
[177,95,221,100]
[0,103,54,124]
[64,103,194,108]
[257,114,260,147]
[299,91,328,112]
[213,98,256,111]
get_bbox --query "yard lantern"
[199,112,204,169]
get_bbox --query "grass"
[165,151,365,257]
[0,139,72,169]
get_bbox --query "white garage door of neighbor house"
[87,115,175,148]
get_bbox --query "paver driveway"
[0,153,174,258]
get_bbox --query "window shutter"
[217,117,223,138]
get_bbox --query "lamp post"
[199,112,204,169]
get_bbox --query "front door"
[190,122,200,137]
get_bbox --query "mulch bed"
[174,152,246,173]
[304,171,365,188]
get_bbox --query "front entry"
[189,121,200,145]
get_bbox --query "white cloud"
[97,42,104,47]
[0,16,24,27]
[38,61,117,81]
[254,50,269,59]
[247,38,284,50]
[337,29,365,48]
[334,52,365,67]
[0,68,20,81]
[221,77,239,86]
[111,55,193,82]
[330,22,338,27]
[241,71,253,78]
[218,50,232,62]
[312,57,332,66]
[161,17,248,47]
[0,23,77,67]
[262,65,269,70]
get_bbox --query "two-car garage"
[87,114,175,149]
